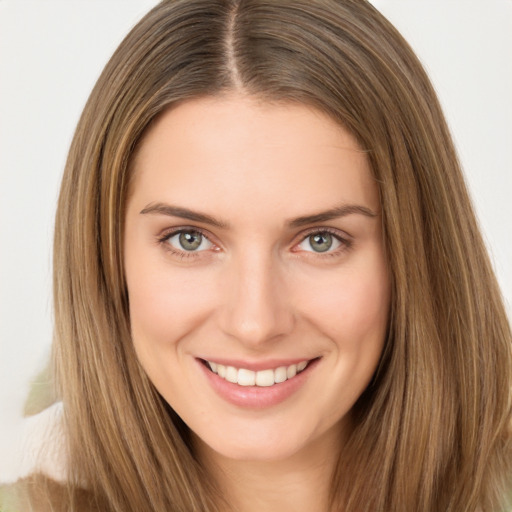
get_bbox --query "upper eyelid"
[159,225,214,242]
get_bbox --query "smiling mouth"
[201,359,313,387]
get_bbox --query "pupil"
[179,231,202,251]
[310,233,332,252]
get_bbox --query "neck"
[195,426,344,512]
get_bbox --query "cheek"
[296,253,390,353]
[126,261,217,355]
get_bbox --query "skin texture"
[124,94,390,511]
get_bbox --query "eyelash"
[156,226,352,260]
[157,226,214,260]
[295,227,353,258]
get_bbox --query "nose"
[217,250,295,347]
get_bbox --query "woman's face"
[124,95,390,462]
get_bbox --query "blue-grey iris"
[179,231,202,251]
[309,233,332,252]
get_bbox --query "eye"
[297,231,344,253]
[164,229,214,252]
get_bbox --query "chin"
[191,415,343,465]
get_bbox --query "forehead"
[129,94,379,220]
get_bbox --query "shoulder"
[3,402,68,485]
[0,404,104,511]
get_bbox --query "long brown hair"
[44,0,512,510]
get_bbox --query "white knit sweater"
[2,402,67,485]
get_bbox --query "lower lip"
[197,358,319,409]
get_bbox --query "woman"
[7,0,512,510]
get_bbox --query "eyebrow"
[140,203,229,228]
[139,202,378,229]
[287,204,377,228]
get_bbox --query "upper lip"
[197,357,317,372]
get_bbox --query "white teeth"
[255,369,274,387]
[206,359,310,387]
[238,368,256,386]
[225,366,238,384]
[274,366,287,383]
[287,365,297,379]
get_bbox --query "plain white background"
[1,1,511,479]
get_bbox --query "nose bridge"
[219,245,294,346]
